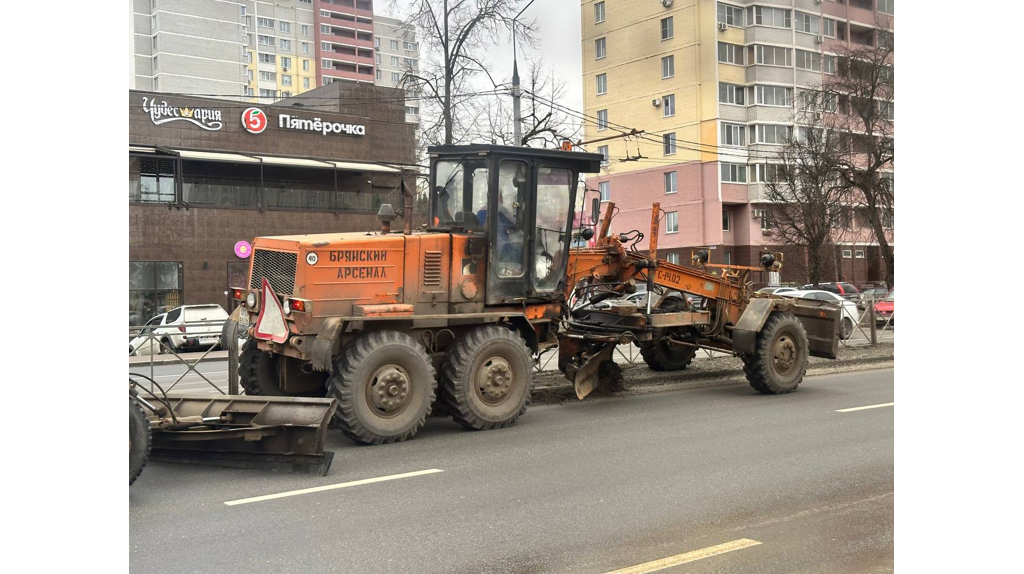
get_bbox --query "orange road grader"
[220,144,841,446]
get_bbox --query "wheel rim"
[771,333,798,376]
[366,363,412,418]
[474,355,515,406]
[842,319,852,338]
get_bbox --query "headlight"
[245,292,257,308]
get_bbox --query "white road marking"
[224,469,444,506]
[605,538,762,574]
[836,402,894,413]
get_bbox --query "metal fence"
[128,319,241,395]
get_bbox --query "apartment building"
[130,0,376,101]
[580,0,894,284]
[373,15,421,124]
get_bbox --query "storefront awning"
[171,149,261,164]
[129,146,157,153]
[256,156,334,168]
[331,161,401,174]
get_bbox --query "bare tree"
[401,0,535,146]
[763,102,852,287]
[826,25,895,287]
[469,59,581,147]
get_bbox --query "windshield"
[433,159,488,228]
[534,167,573,291]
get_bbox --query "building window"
[390,39,399,50]
[666,253,680,264]
[258,35,274,46]
[322,59,331,69]
[405,106,420,115]
[391,72,401,82]
[280,21,291,33]
[391,55,400,66]
[754,164,783,183]
[258,17,273,28]
[722,207,731,230]
[596,73,607,95]
[376,69,382,80]
[302,59,309,71]
[663,94,675,117]
[795,12,819,35]
[720,162,747,183]
[597,146,610,165]
[842,249,853,258]
[595,37,606,59]
[259,71,276,81]
[855,250,865,258]
[823,55,836,74]
[321,24,331,34]
[281,74,292,86]
[666,212,679,233]
[303,77,310,89]
[280,39,291,51]
[129,261,184,323]
[753,6,791,28]
[595,1,605,23]
[761,210,774,230]
[717,3,744,27]
[661,55,674,78]
[664,171,677,194]
[754,124,791,144]
[246,87,255,97]
[259,53,275,64]
[717,42,745,65]
[597,109,608,131]
[823,18,836,38]
[796,49,825,72]
[130,156,176,203]
[755,85,793,107]
[879,101,894,120]
[663,133,676,155]
[321,41,332,51]
[754,45,792,67]
[281,56,292,69]
[301,24,309,36]
[599,181,610,201]
[302,42,310,54]
[878,0,894,15]
[661,17,674,40]
[719,83,745,105]
[721,122,746,146]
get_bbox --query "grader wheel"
[239,339,326,397]
[439,325,533,430]
[742,311,809,394]
[129,398,151,486]
[328,331,437,445]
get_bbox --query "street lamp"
[511,0,537,147]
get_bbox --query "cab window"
[433,159,487,228]
[493,160,528,278]
[534,167,573,291]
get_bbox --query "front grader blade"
[567,343,616,400]
[148,394,338,476]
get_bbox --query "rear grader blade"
[144,394,338,476]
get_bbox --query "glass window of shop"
[182,160,261,208]
[129,156,176,202]
[129,262,183,326]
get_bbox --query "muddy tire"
[839,317,854,340]
[742,311,808,395]
[639,340,697,371]
[129,398,151,486]
[439,325,532,431]
[239,338,286,396]
[328,331,436,445]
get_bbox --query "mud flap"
[789,302,841,360]
[220,306,242,354]
[732,298,773,355]
[312,317,344,372]
[568,344,616,400]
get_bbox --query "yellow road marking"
[836,402,894,413]
[605,538,762,574]
[224,468,444,506]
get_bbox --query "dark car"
[858,286,889,309]
[802,282,861,302]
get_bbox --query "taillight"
[231,288,246,300]
[284,298,308,315]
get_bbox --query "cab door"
[485,158,532,305]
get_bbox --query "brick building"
[128,83,415,323]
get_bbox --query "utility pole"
[511,0,536,146]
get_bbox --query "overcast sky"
[382,0,584,113]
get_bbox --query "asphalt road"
[130,368,894,573]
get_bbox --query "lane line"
[224,468,444,506]
[836,402,894,413]
[605,538,762,574]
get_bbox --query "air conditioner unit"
[815,34,824,43]
[661,0,674,7]
[374,46,380,51]
[282,67,289,72]
[717,22,728,31]
[652,98,661,107]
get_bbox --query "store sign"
[278,113,366,137]
[234,241,252,259]
[141,96,223,131]
[241,108,268,134]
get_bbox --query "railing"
[128,319,244,396]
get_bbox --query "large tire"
[639,340,697,371]
[239,338,287,396]
[328,331,436,444]
[439,325,533,430]
[129,398,151,486]
[742,311,809,395]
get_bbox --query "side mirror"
[580,228,595,241]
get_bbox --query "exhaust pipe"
[400,179,413,235]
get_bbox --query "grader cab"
[223,144,841,447]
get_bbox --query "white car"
[128,305,229,355]
[757,286,798,295]
[782,290,861,340]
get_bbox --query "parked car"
[874,289,895,327]
[783,290,861,340]
[802,282,861,303]
[128,304,229,355]
[757,286,798,296]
